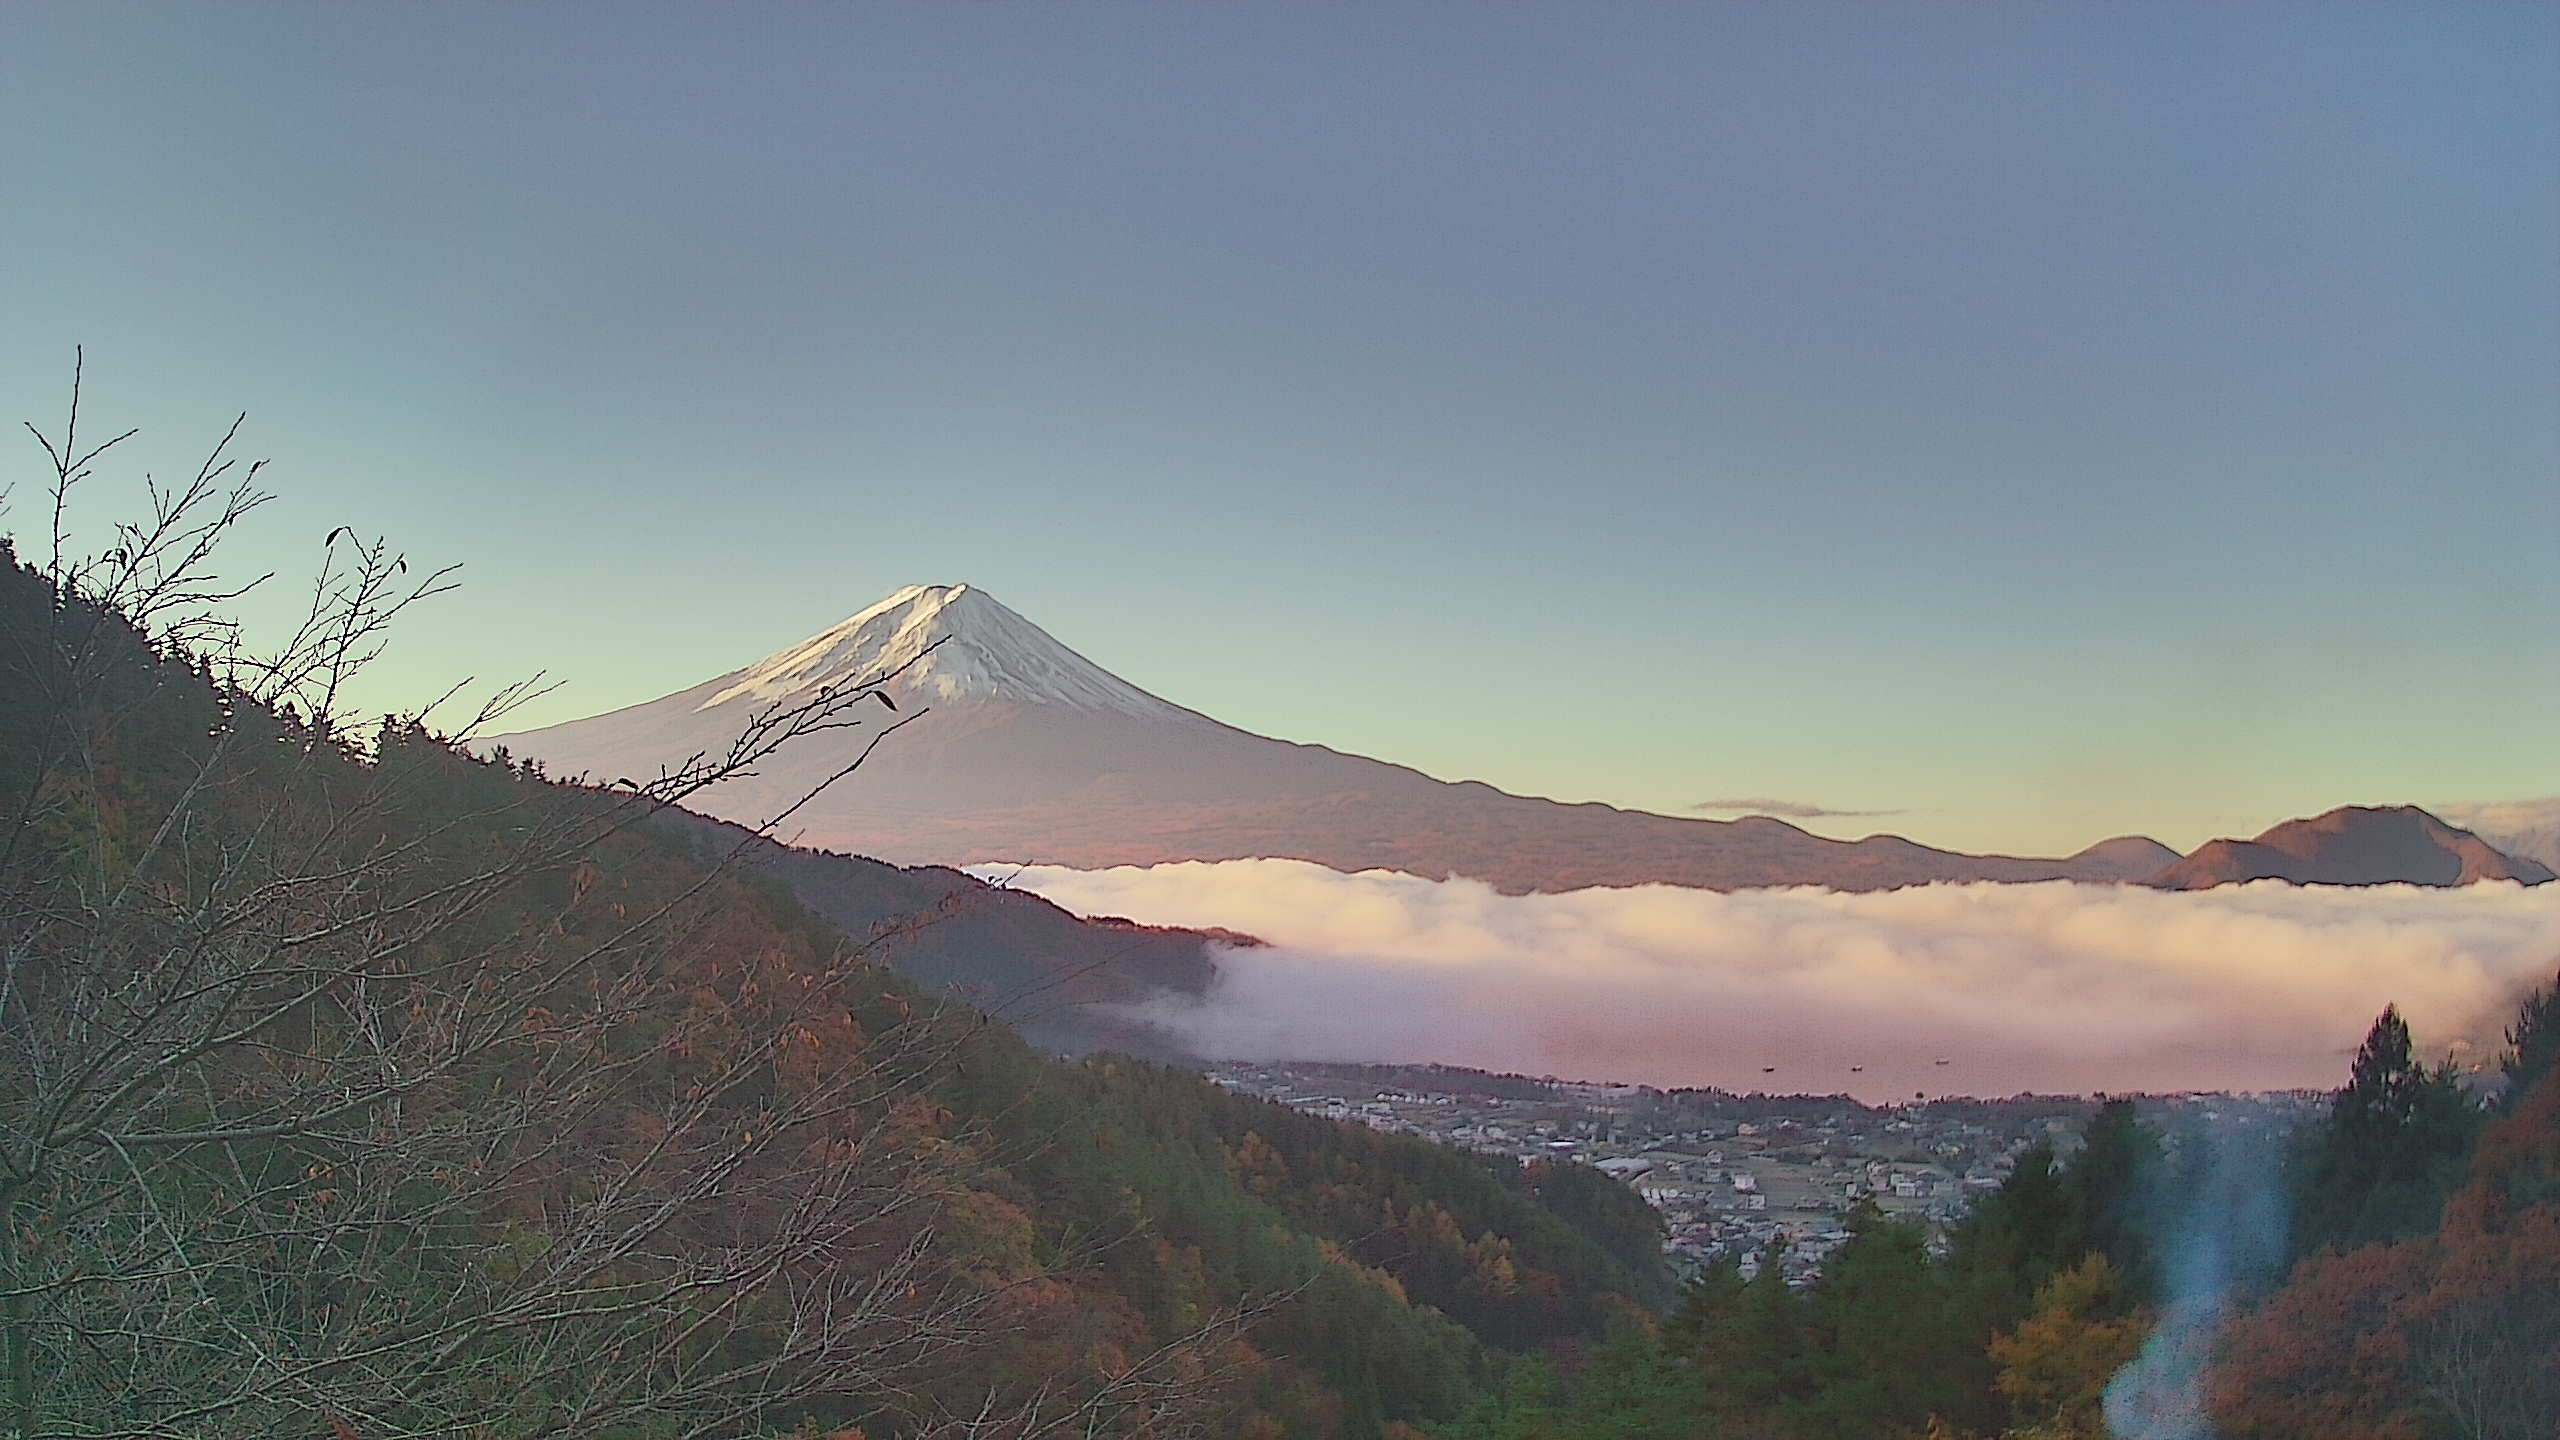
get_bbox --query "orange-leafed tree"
[2212,989,2560,1440]
[1985,1254,2148,1440]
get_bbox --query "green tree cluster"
[1434,1099,2169,1440]
[2287,1005,2488,1260]
[1429,979,2560,1440]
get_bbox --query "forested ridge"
[4,418,2551,1440]
[0,496,1657,1440]
[629,808,1227,1062]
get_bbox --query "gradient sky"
[5,3,2554,857]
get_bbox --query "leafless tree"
[0,365,1261,1439]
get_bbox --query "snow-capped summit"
[493,587,2183,894]
[699,584,1188,720]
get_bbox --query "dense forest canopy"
[4,396,2551,1439]
[1432,995,2559,1440]
[0,408,1658,1439]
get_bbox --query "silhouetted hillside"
[0,537,1659,1439]
[644,807,1227,1057]
[2146,805,2554,889]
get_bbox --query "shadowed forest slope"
[0,534,1660,1440]
[636,806,1230,1059]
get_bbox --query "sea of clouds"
[977,860,2560,1101]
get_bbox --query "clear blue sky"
[5,3,2553,856]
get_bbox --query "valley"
[1208,1061,2321,1285]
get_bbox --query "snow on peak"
[697,584,1186,718]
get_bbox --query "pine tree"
[2335,1006,2424,1141]
[2501,967,2560,1110]
[2290,1005,2486,1257]
[2066,1099,2164,1300]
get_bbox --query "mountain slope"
[2145,805,2555,889]
[495,584,2178,893]
[2065,834,2183,876]
[2431,796,2560,874]
[0,541,1657,1439]
[646,806,1226,1057]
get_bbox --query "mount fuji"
[492,584,2180,893]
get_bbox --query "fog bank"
[982,861,2560,1100]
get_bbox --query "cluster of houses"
[1211,1060,2323,1286]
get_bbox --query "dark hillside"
[0,534,1658,1440]
[642,807,1225,1059]
[2147,805,2554,889]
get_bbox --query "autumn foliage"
[0,398,1663,1440]
[2212,1050,2560,1440]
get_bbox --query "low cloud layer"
[1688,797,1902,820]
[984,861,2560,1101]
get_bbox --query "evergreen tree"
[1946,1143,2084,1331]
[2289,1005,2486,1258]
[2501,966,2560,1110]
[2064,1099,2163,1298]
[1799,1207,1977,1439]
[1740,1243,1814,1414]
[1662,1255,1747,1355]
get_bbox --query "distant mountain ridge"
[2430,797,2560,875]
[495,583,2181,893]
[2146,805,2555,890]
